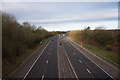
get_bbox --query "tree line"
[2,12,54,62]
[67,27,120,54]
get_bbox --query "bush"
[106,44,112,50]
[2,12,53,61]
[67,26,119,53]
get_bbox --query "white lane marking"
[46,60,48,64]
[41,75,44,80]
[23,41,51,80]
[68,38,115,79]
[79,60,82,63]
[64,51,79,80]
[87,69,91,73]
[73,53,76,55]
[62,64,65,78]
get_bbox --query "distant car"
[60,43,62,46]
[52,40,54,41]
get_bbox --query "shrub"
[2,12,53,61]
[67,26,119,53]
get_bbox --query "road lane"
[63,42,95,78]
[24,36,59,79]
[61,36,113,79]
[45,36,58,78]
[69,42,113,79]
[12,35,118,79]
[58,35,77,79]
[13,38,53,78]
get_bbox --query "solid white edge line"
[41,75,44,80]
[23,41,51,80]
[87,69,91,73]
[68,38,115,80]
[64,50,79,80]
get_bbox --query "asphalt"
[58,35,77,79]
[61,36,113,79]
[12,35,119,80]
[25,35,59,79]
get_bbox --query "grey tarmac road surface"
[12,35,119,80]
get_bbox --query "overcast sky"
[2,2,118,31]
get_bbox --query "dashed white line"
[73,53,76,55]
[46,60,48,64]
[23,41,51,80]
[87,69,91,73]
[79,60,82,63]
[41,75,44,80]
[68,39,115,79]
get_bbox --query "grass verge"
[70,38,120,67]
[3,36,53,78]
[71,39,119,67]
[83,44,119,64]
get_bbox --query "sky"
[2,1,119,31]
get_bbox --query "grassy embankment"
[67,27,119,66]
[76,41,119,65]
[2,12,55,78]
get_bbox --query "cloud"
[40,20,118,31]
[2,2,118,31]
[3,0,119,2]
[2,2,58,13]
[18,8,117,24]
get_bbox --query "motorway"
[24,36,59,79]
[13,35,118,79]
